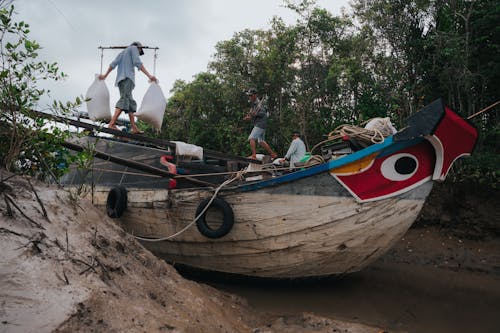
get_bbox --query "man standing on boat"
[243,88,277,160]
[279,131,307,168]
[99,41,157,134]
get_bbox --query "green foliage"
[161,73,250,155]
[161,0,496,186]
[453,125,500,188]
[0,5,87,180]
[12,123,76,179]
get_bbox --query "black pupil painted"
[394,156,416,174]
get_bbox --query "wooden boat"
[60,99,477,278]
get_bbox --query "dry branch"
[4,193,45,229]
[28,179,49,221]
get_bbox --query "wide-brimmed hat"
[131,41,144,55]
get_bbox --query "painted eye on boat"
[380,153,418,181]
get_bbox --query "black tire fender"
[195,197,234,238]
[106,186,127,218]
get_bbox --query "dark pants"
[115,78,136,113]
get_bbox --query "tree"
[0,4,83,179]
[351,0,499,185]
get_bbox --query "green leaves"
[0,4,88,180]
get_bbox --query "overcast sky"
[13,0,349,112]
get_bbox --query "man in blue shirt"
[99,41,157,134]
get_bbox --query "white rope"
[311,122,386,154]
[133,170,244,242]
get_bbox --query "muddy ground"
[1,173,499,333]
[192,181,500,332]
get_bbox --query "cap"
[292,131,301,137]
[246,88,257,96]
[131,41,144,55]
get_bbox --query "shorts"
[115,78,137,113]
[248,126,266,143]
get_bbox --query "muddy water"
[198,262,500,333]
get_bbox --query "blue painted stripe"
[238,136,396,192]
[377,137,424,157]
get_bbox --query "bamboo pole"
[467,100,499,120]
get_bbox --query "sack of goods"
[364,117,397,137]
[85,74,111,121]
[136,82,167,130]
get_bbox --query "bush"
[0,5,85,180]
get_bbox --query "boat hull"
[89,172,433,278]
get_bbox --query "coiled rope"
[311,122,386,154]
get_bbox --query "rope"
[133,170,245,242]
[311,122,385,154]
[153,48,158,76]
[73,166,162,178]
[173,169,243,179]
[305,155,325,167]
[338,124,385,144]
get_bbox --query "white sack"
[136,82,167,130]
[171,141,203,160]
[85,74,111,121]
[364,117,397,137]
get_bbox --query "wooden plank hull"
[89,172,433,278]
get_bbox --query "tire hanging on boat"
[195,197,234,239]
[106,186,128,218]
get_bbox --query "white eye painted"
[381,153,418,181]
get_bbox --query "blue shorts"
[248,126,266,143]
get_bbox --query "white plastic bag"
[85,74,111,121]
[136,82,167,130]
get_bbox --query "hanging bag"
[85,74,111,121]
[136,81,167,130]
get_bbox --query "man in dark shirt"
[243,88,277,160]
